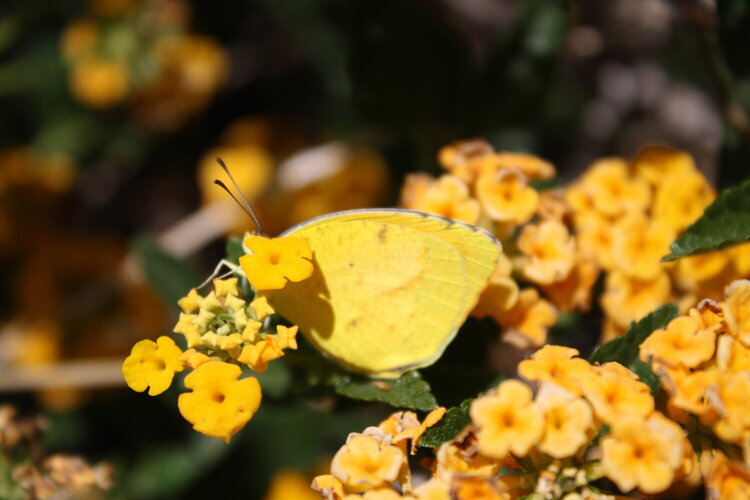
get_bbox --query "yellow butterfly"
[262,208,501,378]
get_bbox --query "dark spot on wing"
[378,226,387,242]
[348,319,358,328]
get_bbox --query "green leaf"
[334,371,437,411]
[589,303,679,395]
[419,399,471,448]
[662,179,750,261]
[131,238,202,308]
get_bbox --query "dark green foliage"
[662,179,750,261]
[419,399,471,448]
[334,371,437,411]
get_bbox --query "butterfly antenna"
[214,157,265,235]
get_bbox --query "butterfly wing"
[267,210,500,377]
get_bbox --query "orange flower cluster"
[640,280,750,495]
[402,141,749,347]
[61,0,227,130]
[568,148,749,340]
[311,345,701,499]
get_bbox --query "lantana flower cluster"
[402,140,749,347]
[640,279,750,497]
[61,0,227,130]
[312,345,699,500]
[122,234,313,442]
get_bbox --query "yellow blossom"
[177,361,262,442]
[70,57,129,108]
[470,380,544,459]
[122,336,185,396]
[535,383,594,458]
[600,270,672,331]
[240,236,313,291]
[496,288,557,349]
[657,365,717,417]
[640,316,716,369]
[250,295,276,321]
[540,255,599,312]
[433,441,503,482]
[709,372,750,444]
[734,242,750,277]
[674,251,732,293]
[311,474,346,500]
[452,477,509,500]
[574,212,614,271]
[580,363,654,424]
[264,470,320,500]
[632,146,697,186]
[703,450,750,500]
[472,258,520,321]
[579,158,651,217]
[178,288,203,313]
[274,325,298,350]
[602,413,686,494]
[400,174,481,225]
[518,345,591,396]
[488,151,556,180]
[475,169,538,224]
[437,139,495,184]
[242,320,262,342]
[330,433,405,490]
[179,348,210,369]
[213,277,239,297]
[717,335,750,372]
[652,164,714,232]
[413,478,451,500]
[238,339,285,373]
[611,213,673,280]
[382,407,446,455]
[722,280,750,346]
[516,220,576,285]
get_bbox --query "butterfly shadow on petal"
[272,254,336,340]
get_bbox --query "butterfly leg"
[198,259,245,289]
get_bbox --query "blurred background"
[0,0,748,498]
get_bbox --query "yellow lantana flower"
[703,450,750,500]
[708,372,750,444]
[579,158,651,217]
[470,380,544,459]
[600,270,672,331]
[239,235,313,291]
[516,220,576,285]
[517,345,591,396]
[535,383,594,458]
[652,166,714,232]
[122,336,185,396]
[475,169,538,225]
[722,279,750,346]
[496,288,557,349]
[574,211,614,271]
[602,413,686,494]
[640,316,717,369]
[611,213,674,280]
[330,433,405,490]
[177,361,262,442]
[263,470,321,500]
[579,363,654,424]
[237,337,285,373]
[401,174,481,225]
